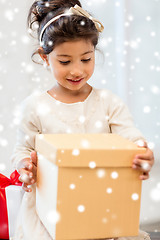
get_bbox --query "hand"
[132,143,154,180]
[18,151,38,192]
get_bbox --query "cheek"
[51,64,66,78]
[87,62,95,75]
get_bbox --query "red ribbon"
[0,170,22,239]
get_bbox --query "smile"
[67,78,84,84]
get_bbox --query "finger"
[132,162,152,173]
[18,169,33,184]
[24,160,33,171]
[135,148,154,160]
[133,159,152,167]
[30,151,38,167]
[22,183,32,192]
[20,163,37,184]
[139,172,149,180]
[27,163,37,182]
[133,158,154,170]
[25,161,37,175]
[17,158,31,170]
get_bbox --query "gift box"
[0,170,24,239]
[35,133,146,240]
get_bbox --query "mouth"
[66,78,84,84]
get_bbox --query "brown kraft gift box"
[35,133,146,240]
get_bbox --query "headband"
[39,4,104,46]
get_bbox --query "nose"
[70,62,83,77]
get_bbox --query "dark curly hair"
[27,0,99,64]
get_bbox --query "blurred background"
[0,0,159,233]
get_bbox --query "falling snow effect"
[106,188,112,194]
[111,171,119,179]
[131,193,139,201]
[69,183,76,190]
[97,169,106,178]
[77,205,85,212]
[72,149,80,156]
[150,184,160,202]
[47,210,60,224]
[80,139,90,148]
[0,163,6,171]
[0,0,160,233]
[89,161,96,169]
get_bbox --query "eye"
[81,58,91,63]
[59,61,70,65]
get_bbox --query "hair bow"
[68,5,104,33]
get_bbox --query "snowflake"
[150,32,156,37]
[21,35,30,44]
[129,40,139,49]
[141,162,150,171]
[50,152,56,160]
[99,38,108,47]
[78,115,86,123]
[106,188,112,194]
[150,186,160,202]
[0,138,8,147]
[89,161,96,169]
[47,210,60,224]
[25,64,34,73]
[69,183,76,190]
[95,120,103,128]
[151,85,160,94]
[147,142,155,150]
[14,8,19,13]
[102,217,108,223]
[10,40,16,46]
[135,58,140,63]
[80,20,85,26]
[0,124,4,132]
[81,139,90,148]
[115,2,120,7]
[143,106,151,113]
[48,40,53,46]
[37,103,51,115]
[131,193,139,201]
[72,149,80,156]
[0,163,6,171]
[154,52,159,57]
[97,169,106,178]
[111,171,119,179]
[45,2,50,7]
[128,15,134,21]
[38,135,44,140]
[5,9,14,21]
[150,65,155,70]
[136,139,145,147]
[146,16,151,21]
[77,205,85,212]
[139,87,144,92]
[101,79,107,84]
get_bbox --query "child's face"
[48,39,95,91]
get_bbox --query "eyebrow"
[57,51,93,57]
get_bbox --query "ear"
[38,47,50,66]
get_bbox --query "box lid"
[35,134,146,167]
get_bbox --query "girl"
[11,0,154,239]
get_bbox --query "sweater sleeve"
[10,95,42,170]
[107,92,146,144]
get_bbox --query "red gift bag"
[0,170,22,239]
